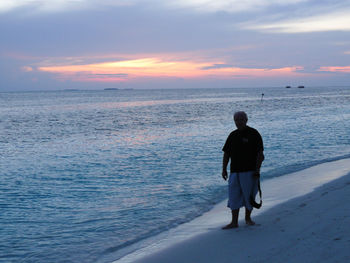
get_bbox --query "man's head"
[234,111,248,130]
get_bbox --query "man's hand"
[222,170,228,181]
[222,152,229,181]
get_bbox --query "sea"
[1,86,350,263]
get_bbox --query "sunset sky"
[1,0,350,91]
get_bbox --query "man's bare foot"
[245,219,255,226]
[222,223,238,229]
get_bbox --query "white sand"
[115,158,350,263]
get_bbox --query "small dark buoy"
[261,93,264,101]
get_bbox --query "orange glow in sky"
[37,57,305,82]
[318,66,350,73]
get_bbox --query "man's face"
[234,115,247,130]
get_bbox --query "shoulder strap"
[250,177,262,209]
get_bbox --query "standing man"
[222,111,264,229]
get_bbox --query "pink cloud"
[318,66,350,73]
[37,56,306,83]
[21,66,33,72]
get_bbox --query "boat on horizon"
[298,86,305,89]
[285,86,291,88]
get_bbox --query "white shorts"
[227,171,258,210]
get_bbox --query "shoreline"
[114,158,350,263]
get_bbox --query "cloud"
[0,2,237,57]
[0,0,19,13]
[0,0,308,14]
[21,65,33,72]
[0,0,135,13]
[72,72,129,82]
[244,10,350,33]
[37,58,210,80]
[164,0,307,13]
[36,56,306,83]
[201,63,234,70]
[0,0,83,13]
[318,66,350,73]
[95,73,128,77]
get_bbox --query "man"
[222,111,264,229]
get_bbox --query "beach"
[117,158,350,263]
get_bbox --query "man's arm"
[222,152,230,181]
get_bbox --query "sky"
[1,0,350,91]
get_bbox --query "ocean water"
[1,86,349,263]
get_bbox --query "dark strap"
[250,177,262,209]
[257,178,262,201]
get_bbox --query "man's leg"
[222,209,239,229]
[239,171,257,225]
[245,208,255,225]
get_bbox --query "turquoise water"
[1,87,349,262]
